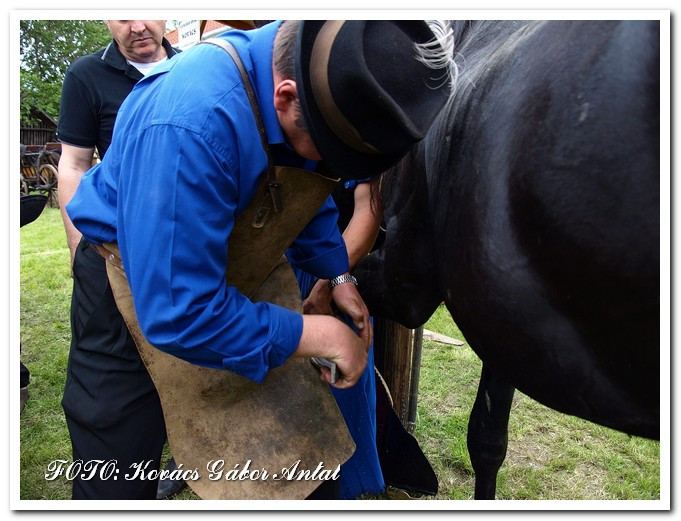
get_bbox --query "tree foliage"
[20,20,112,123]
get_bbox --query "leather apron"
[103,166,354,500]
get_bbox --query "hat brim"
[295,21,408,180]
[20,194,47,228]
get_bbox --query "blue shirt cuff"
[291,244,350,280]
[221,303,303,383]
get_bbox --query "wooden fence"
[20,126,57,147]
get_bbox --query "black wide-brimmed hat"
[295,20,450,180]
[20,194,48,228]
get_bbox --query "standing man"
[58,20,177,259]
[57,20,180,500]
[65,20,452,500]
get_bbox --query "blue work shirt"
[67,21,349,383]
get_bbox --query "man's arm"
[339,182,381,268]
[303,181,381,349]
[304,182,380,314]
[58,143,95,265]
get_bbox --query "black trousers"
[62,239,166,499]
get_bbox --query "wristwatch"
[328,273,358,288]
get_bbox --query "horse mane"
[378,20,539,216]
[378,140,426,215]
[449,20,537,93]
[427,20,541,161]
[415,20,458,93]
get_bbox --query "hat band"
[309,20,381,155]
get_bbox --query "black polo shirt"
[57,37,179,159]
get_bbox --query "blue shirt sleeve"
[115,124,303,383]
[286,195,350,279]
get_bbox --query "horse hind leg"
[466,365,515,499]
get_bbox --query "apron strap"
[202,38,283,212]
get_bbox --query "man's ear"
[273,79,298,112]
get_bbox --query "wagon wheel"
[37,164,59,208]
[20,175,30,196]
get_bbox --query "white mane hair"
[414,20,458,94]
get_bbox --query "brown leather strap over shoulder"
[202,38,283,212]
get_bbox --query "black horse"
[354,20,660,499]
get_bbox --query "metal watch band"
[328,273,358,288]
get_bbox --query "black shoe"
[156,457,188,499]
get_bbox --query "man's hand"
[302,275,373,351]
[302,278,333,316]
[295,315,368,389]
[330,278,373,351]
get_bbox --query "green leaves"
[19,20,111,123]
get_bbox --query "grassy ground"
[19,208,661,503]
[415,307,660,501]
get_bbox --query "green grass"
[19,208,661,503]
[416,306,661,501]
[19,207,73,501]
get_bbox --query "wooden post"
[373,318,414,427]
[407,326,424,433]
